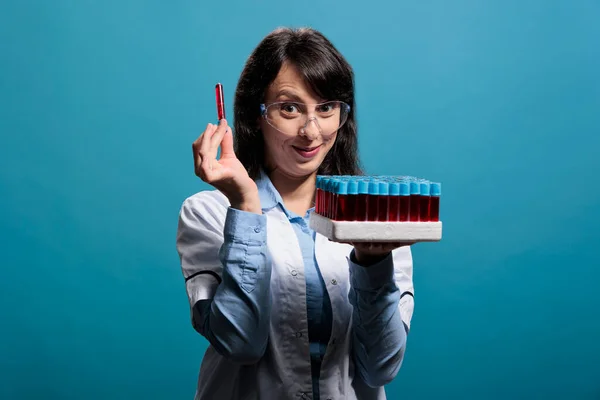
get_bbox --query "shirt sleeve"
[176,193,272,364]
[347,247,413,388]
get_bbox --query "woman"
[176,27,416,400]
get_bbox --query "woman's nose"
[299,118,320,140]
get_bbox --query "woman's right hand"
[193,119,261,214]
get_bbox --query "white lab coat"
[177,189,415,400]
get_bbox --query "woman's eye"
[317,103,335,113]
[280,103,299,113]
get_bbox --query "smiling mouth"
[292,145,322,158]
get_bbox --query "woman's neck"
[268,170,316,217]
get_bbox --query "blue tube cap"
[431,182,442,196]
[358,179,369,194]
[347,179,358,195]
[378,181,389,195]
[399,181,410,196]
[410,180,420,195]
[337,180,348,195]
[389,182,400,195]
[368,180,380,195]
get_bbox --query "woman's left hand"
[351,241,416,266]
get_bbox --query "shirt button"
[295,332,303,338]
[290,270,298,276]
[253,226,261,233]
[331,279,337,285]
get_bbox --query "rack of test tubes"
[309,175,443,242]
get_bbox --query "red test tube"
[367,180,379,221]
[346,179,358,221]
[336,180,348,220]
[331,180,339,220]
[430,182,441,221]
[378,181,389,221]
[388,182,400,221]
[356,179,368,221]
[315,177,322,215]
[215,83,226,120]
[419,181,431,222]
[409,180,420,221]
[399,181,410,221]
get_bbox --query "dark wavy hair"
[233,27,363,180]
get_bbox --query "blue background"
[1,1,599,399]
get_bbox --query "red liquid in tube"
[430,196,440,221]
[336,181,348,221]
[215,83,226,120]
[399,196,410,221]
[356,180,368,221]
[378,182,389,222]
[399,181,410,222]
[346,180,358,221]
[419,182,431,222]
[409,181,420,222]
[430,182,441,222]
[388,183,400,221]
[367,181,379,221]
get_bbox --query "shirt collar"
[256,169,314,219]
[256,169,287,214]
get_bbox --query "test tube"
[367,179,380,221]
[419,181,431,222]
[347,179,358,221]
[320,177,328,216]
[215,83,226,120]
[389,182,400,221]
[430,182,441,221]
[336,180,348,221]
[399,180,410,221]
[378,181,389,222]
[315,176,322,215]
[356,179,368,221]
[409,180,420,221]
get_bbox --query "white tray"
[309,212,443,242]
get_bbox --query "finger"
[193,123,212,168]
[199,123,219,159]
[220,124,236,158]
[209,119,229,154]
[195,124,217,177]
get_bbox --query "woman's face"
[260,62,338,179]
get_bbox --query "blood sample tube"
[409,180,420,221]
[378,181,389,221]
[336,180,348,220]
[347,179,358,221]
[356,179,368,221]
[430,182,441,222]
[325,179,332,219]
[367,180,379,221]
[215,83,226,120]
[389,182,400,221]
[315,176,322,215]
[319,177,327,216]
[330,179,340,220]
[399,180,410,221]
[419,181,431,222]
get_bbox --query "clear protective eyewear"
[260,101,351,136]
